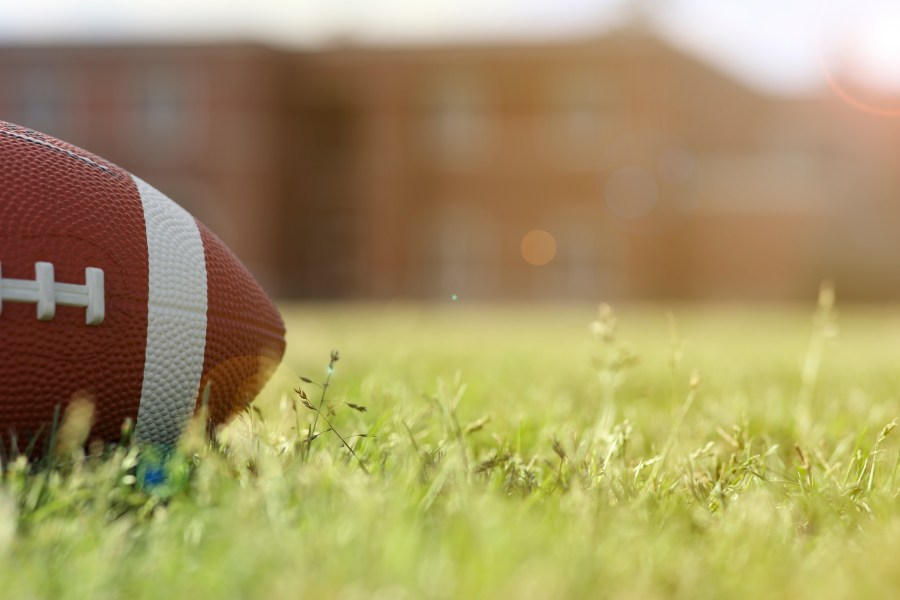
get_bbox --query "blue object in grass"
[137,445,172,490]
[141,464,167,488]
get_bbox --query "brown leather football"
[0,120,285,452]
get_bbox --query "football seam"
[0,129,120,178]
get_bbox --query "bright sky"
[5,0,900,95]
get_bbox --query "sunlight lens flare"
[820,58,900,117]
[819,1,900,117]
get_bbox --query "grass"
[6,297,900,598]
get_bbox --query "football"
[0,120,286,453]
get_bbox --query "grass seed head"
[552,438,568,462]
[464,414,492,436]
[53,395,95,458]
[590,303,618,343]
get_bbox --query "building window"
[424,76,492,170]
[123,67,206,162]
[17,68,71,136]
[560,222,601,297]
[545,73,613,169]
[533,207,625,299]
[424,204,499,299]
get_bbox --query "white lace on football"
[0,261,105,325]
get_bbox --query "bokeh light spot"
[521,230,557,266]
[604,166,659,219]
[657,147,695,184]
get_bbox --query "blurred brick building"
[0,44,289,289]
[3,29,900,301]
